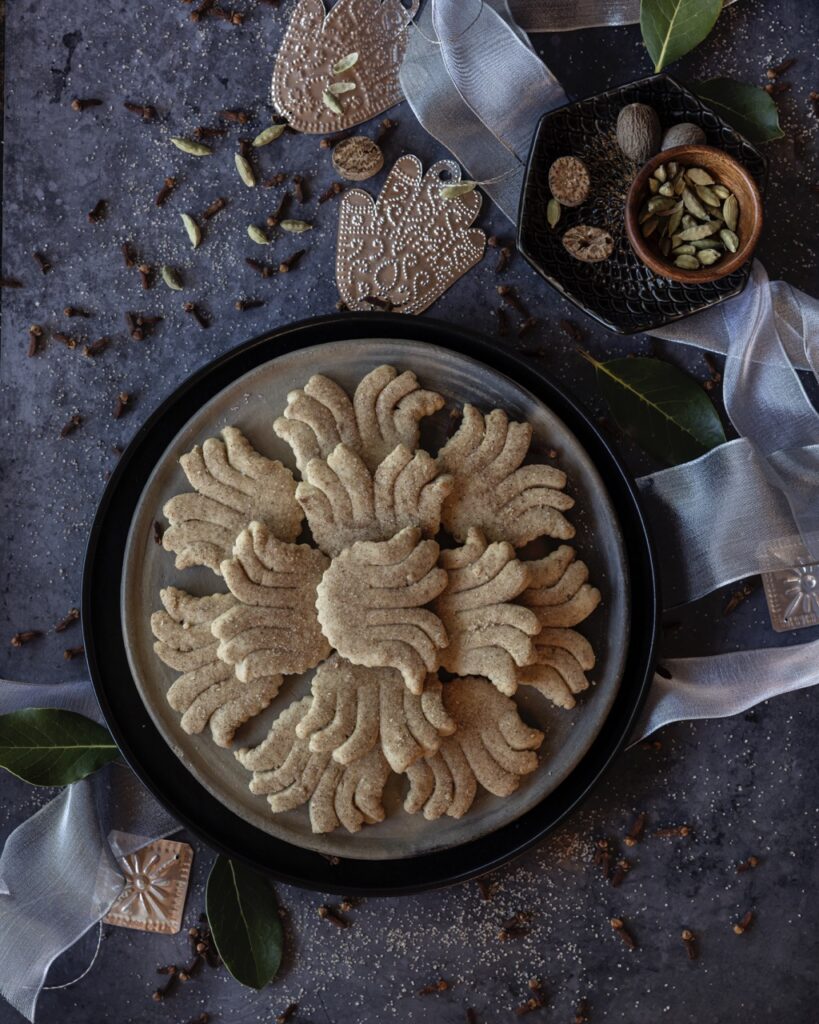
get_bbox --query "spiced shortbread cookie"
[434,529,540,695]
[316,527,448,694]
[437,405,575,548]
[212,522,331,680]
[151,587,283,747]
[236,696,390,833]
[297,442,453,557]
[162,426,302,575]
[274,365,443,473]
[519,545,602,628]
[518,627,596,709]
[404,677,544,820]
[296,654,456,772]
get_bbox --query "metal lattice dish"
[518,73,767,334]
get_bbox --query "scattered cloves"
[278,249,305,273]
[54,608,80,632]
[113,391,131,419]
[610,858,631,888]
[496,245,513,274]
[71,97,103,112]
[497,284,530,318]
[60,414,83,438]
[220,108,251,124]
[83,337,110,358]
[559,318,585,343]
[202,196,228,220]
[624,811,647,847]
[139,264,154,290]
[497,912,530,941]
[1,276,24,288]
[733,910,754,934]
[245,257,276,278]
[63,645,85,660]
[276,1004,298,1024]
[320,128,355,149]
[64,306,91,318]
[376,117,398,143]
[681,928,698,960]
[653,824,691,839]
[723,576,760,615]
[53,331,78,349]
[235,297,265,311]
[292,174,306,203]
[418,979,449,995]
[610,917,638,950]
[767,57,796,78]
[27,324,44,357]
[122,242,136,268]
[317,905,349,928]
[736,855,760,873]
[10,630,43,648]
[261,172,287,188]
[183,302,210,329]
[517,315,537,337]
[574,997,592,1023]
[194,125,228,140]
[88,199,108,223]
[364,294,394,311]
[155,176,178,206]
[318,181,344,204]
[123,100,157,120]
[33,251,52,274]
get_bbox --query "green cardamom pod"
[674,254,700,270]
[697,248,722,266]
[547,198,561,228]
[682,188,708,219]
[722,195,738,232]
[235,153,256,188]
[170,137,212,157]
[685,167,714,186]
[440,182,477,199]
[280,219,313,233]
[327,82,357,95]
[332,52,359,75]
[161,265,183,291]
[252,123,287,147]
[322,90,343,115]
[247,224,270,245]
[181,214,202,249]
[720,228,739,253]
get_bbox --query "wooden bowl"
[625,144,763,284]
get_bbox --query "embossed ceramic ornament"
[271,0,418,134]
[336,154,486,314]
[103,839,193,933]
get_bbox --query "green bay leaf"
[0,708,119,786]
[640,0,723,72]
[206,855,283,990]
[694,78,784,143]
[583,353,726,465]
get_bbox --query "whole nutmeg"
[332,136,384,181]
[661,122,707,150]
[616,103,661,163]
[548,156,590,207]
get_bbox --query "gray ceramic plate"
[122,338,629,861]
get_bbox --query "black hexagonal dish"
[517,74,767,335]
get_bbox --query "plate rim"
[83,312,660,895]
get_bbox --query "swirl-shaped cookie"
[151,587,283,747]
[296,443,453,557]
[236,696,390,833]
[274,365,443,473]
[162,426,302,575]
[316,526,448,694]
[434,528,541,695]
[519,545,602,628]
[212,522,331,680]
[295,654,456,772]
[404,677,544,820]
[437,405,575,548]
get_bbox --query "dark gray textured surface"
[1,0,818,1021]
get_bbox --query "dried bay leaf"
[0,708,119,785]
[640,0,723,73]
[694,78,784,143]
[581,352,726,465]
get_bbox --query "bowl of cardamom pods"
[625,144,762,283]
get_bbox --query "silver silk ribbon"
[0,681,178,1021]
[1,3,817,1020]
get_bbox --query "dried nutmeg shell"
[616,103,661,163]
[661,122,706,150]
[562,224,614,262]
[548,156,590,208]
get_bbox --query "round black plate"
[83,314,659,895]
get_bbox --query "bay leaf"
[640,0,723,73]
[0,708,119,786]
[694,78,784,143]
[206,855,283,990]
[581,352,726,465]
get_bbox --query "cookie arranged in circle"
[162,426,302,575]
[297,442,452,557]
[213,521,331,680]
[437,405,575,548]
[151,586,283,748]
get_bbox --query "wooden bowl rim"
[624,144,763,284]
